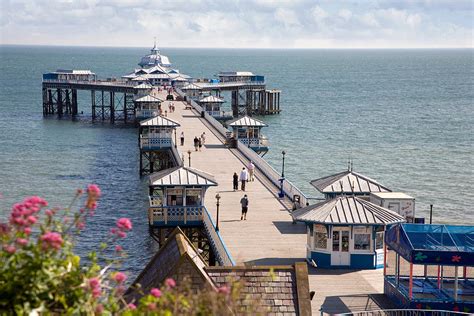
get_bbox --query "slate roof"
[310,170,391,195]
[292,195,405,226]
[127,228,312,315]
[134,94,164,103]
[134,83,153,89]
[206,264,311,315]
[139,115,180,127]
[228,115,267,127]
[149,166,218,187]
[181,83,203,90]
[126,228,214,302]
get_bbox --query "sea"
[0,45,472,276]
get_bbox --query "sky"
[1,0,473,48]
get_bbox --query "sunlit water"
[0,45,472,276]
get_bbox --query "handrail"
[332,309,471,316]
[175,87,309,207]
[140,137,172,149]
[202,207,235,266]
[148,205,203,225]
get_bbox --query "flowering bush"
[0,186,243,315]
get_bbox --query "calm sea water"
[0,45,473,275]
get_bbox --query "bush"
[0,186,241,315]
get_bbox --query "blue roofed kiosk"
[148,166,217,228]
[384,223,474,312]
[293,195,405,269]
[227,115,269,154]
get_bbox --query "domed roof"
[139,41,172,68]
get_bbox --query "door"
[331,228,350,266]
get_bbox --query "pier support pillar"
[110,91,115,124]
[91,90,96,120]
[72,89,78,116]
[57,89,63,116]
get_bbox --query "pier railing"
[148,204,204,226]
[238,138,268,148]
[202,207,236,266]
[140,136,172,149]
[333,309,471,316]
[136,109,160,119]
[42,79,135,87]
[175,87,309,207]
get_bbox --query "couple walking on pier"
[232,161,255,192]
[193,132,206,151]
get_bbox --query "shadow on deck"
[320,294,396,315]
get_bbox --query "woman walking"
[233,172,239,191]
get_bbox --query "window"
[376,231,384,250]
[354,233,371,251]
[185,189,202,206]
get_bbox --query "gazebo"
[292,195,405,269]
[139,115,180,150]
[310,168,392,200]
[148,166,217,227]
[181,83,202,101]
[134,83,154,97]
[384,223,474,311]
[198,95,232,120]
[134,94,164,120]
[227,115,268,154]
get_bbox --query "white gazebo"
[198,95,232,120]
[148,166,218,227]
[134,94,164,120]
[227,115,268,153]
[139,115,180,150]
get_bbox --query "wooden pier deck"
[156,90,392,314]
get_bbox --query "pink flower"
[116,218,132,231]
[147,303,157,311]
[110,228,117,234]
[89,202,97,210]
[24,227,31,235]
[89,277,100,288]
[3,245,16,254]
[45,209,53,217]
[16,238,28,246]
[165,278,176,288]
[113,272,127,283]
[76,221,85,230]
[115,245,123,252]
[87,184,101,197]
[117,231,126,238]
[127,303,136,310]
[217,285,231,295]
[150,288,162,298]
[40,232,63,250]
[26,216,37,225]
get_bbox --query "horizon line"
[1,43,473,50]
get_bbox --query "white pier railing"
[140,136,172,149]
[148,203,204,226]
[238,138,268,148]
[202,207,236,266]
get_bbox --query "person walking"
[233,172,239,191]
[180,131,184,146]
[240,194,249,220]
[248,161,255,181]
[198,137,202,151]
[193,136,199,151]
[201,132,206,144]
[239,167,248,191]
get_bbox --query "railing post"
[164,208,168,225]
[184,206,187,224]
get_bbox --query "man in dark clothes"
[240,194,248,220]
[233,172,239,191]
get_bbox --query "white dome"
[139,44,172,68]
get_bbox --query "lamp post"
[187,150,192,167]
[215,193,221,231]
[174,129,177,149]
[279,150,286,198]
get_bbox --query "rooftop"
[199,95,225,103]
[140,115,180,128]
[228,115,267,127]
[293,195,406,226]
[134,94,163,103]
[149,166,218,187]
[370,192,414,200]
[310,170,391,195]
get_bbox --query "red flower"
[40,232,63,250]
[116,218,132,231]
[150,288,162,298]
[165,278,176,288]
[113,272,127,283]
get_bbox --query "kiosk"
[293,195,405,269]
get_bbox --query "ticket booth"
[293,195,405,269]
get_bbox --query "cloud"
[0,0,472,48]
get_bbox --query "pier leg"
[42,88,48,115]
[101,90,105,121]
[110,91,115,124]
[65,89,71,115]
[72,89,78,116]
[57,89,63,116]
[91,90,96,120]
[48,89,54,114]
